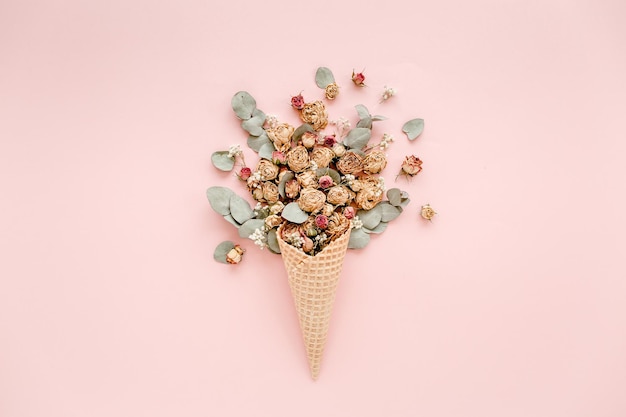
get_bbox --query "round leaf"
[315,67,335,88]
[229,194,253,224]
[258,142,276,160]
[214,241,236,264]
[355,104,371,120]
[357,205,382,230]
[206,186,235,216]
[344,128,372,150]
[278,171,295,198]
[238,219,265,239]
[223,214,241,228]
[267,229,281,254]
[363,222,388,234]
[211,151,235,172]
[371,115,387,122]
[387,188,403,206]
[247,132,272,152]
[231,91,256,120]
[380,202,402,222]
[348,228,371,249]
[241,115,265,136]
[281,202,309,224]
[402,118,425,141]
[356,117,372,129]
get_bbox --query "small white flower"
[380,86,396,103]
[248,228,267,250]
[310,161,318,171]
[264,115,279,130]
[351,216,363,230]
[228,144,242,158]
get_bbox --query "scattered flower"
[238,167,252,180]
[399,155,423,179]
[228,144,242,158]
[291,93,305,110]
[380,85,396,103]
[351,69,366,87]
[420,204,437,221]
[226,245,245,264]
[325,82,339,100]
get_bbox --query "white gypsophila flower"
[228,144,242,158]
[286,232,303,248]
[264,114,279,129]
[331,117,351,137]
[351,217,363,230]
[248,228,267,249]
[380,86,396,102]
[254,202,263,210]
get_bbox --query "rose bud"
[238,167,252,180]
[301,131,318,149]
[291,93,305,110]
[226,245,244,264]
[352,70,366,87]
[272,151,286,165]
[323,135,336,147]
[318,175,333,189]
[401,155,423,177]
[315,214,329,229]
[420,204,437,221]
[343,206,356,220]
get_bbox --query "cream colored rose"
[256,159,279,181]
[325,82,339,100]
[310,146,335,168]
[321,203,334,217]
[326,185,354,206]
[298,188,326,213]
[265,214,283,228]
[251,187,264,202]
[262,181,279,203]
[332,143,346,158]
[420,204,437,220]
[336,151,364,175]
[401,155,423,176]
[356,187,383,210]
[270,201,284,215]
[286,145,310,172]
[296,170,317,189]
[300,101,328,131]
[266,123,294,153]
[301,131,318,149]
[362,151,388,174]
[327,212,350,240]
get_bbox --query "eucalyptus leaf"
[281,202,309,224]
[214,241,236,264]
[316,168,341,184]
[402,118,425,141]
[356,117,372,129]
[363,221,388,234]
[229,194,253,224]
[371,115,387,122]
[357,205,382,230]
[258,142,276,160]
[380,202,402,222]
[231,91,257,120]
[267,229,281,254]
[344,127,372,150]
[355,104,370,120]
[278,171,295,198]
[387,188,403,206]
[247,132,272,152]
[315,67,335,88]
[206,186,235,216]
[252,108,266,121]
[238,219,265,239]
[223,214,241,228]
[399,198,411,208]
[241,115,265,136]
[348,228,371,249]
[211,151,235,172]
[293,124,314,142]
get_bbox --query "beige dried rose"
[269,201,284,215]
[296,170,318,189]
[286,145,310,172]
[298,188,326,213]
[420,204,437,220]
[325,82,339,100]
[355,178,383,210]
[401,155,423,176]
[285,178,301,199]
[321,203,334,217]
[336,151,364,175]
[251,187,264,202]
[362,151,388,174]
[256,159,279,181]
[262,181,279,203]
[300,101,328,131]
[309,146,335,168]
[265,214,283,228]
[327,212,350,240]
[350,175,379,192]
[301,131,318,149]
[279,222,300,241]
[326,185,354,206]
[226,245,245,264]
[332,143,346,158]
[266,123,294,153]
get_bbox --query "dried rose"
[310,146,335,168]
[336,151,364,175]
[286,145,310,172]
[321,204,334,217]
[298,188,326,213]
[280,222,300,240]
[291,93,304,110]
[362,150,388,174]
[343,206,356,219]
[325,82,339,100]
[262,181,279,203]
[256,159,279,181]
[318,175,333,189]
[251,187,264,202]
[226,245,244,264]
[315,214,329,229]
[332,143,346,158]
[265,214,283,228]
[297,170,318,189]
[269,201,284,215]
[326,185,353,206]
[266,123,294,153]
[285,178,301,199]
[401,155,423,176]
[327,212,350,239]
[272,151,286,165]
[355,178,383,210]
[300,101,328,131]
[301,131,318,149]
[421,204,437,221]
[238,167,252,180]
[351,70,366,87]
[324,135,336,147]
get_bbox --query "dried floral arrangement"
[206,67,430,379]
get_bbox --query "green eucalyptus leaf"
[344,127,372,150]
[206,186,235,216]
[402,118,425,141]
[267,229,281,254]
[229,194,253,224]
[258,142,276,160]
[211,151,235,172]
[355,104,370,120]
[238,219,265,239]
[282,202,309,224]
[241,115,266,136]
[316,168,341,184]
[315,66,335,88]
[214,241,236,264]
[380,202,402,222]
[224,214,241,228]
[293,124,314,142]
[371,115,387,122]
[247,132,272,152]
[363,221,388,234]
[356,117,372,129]
[399,198,411,208]
[231,91,257,120]
[387,188,403,206]
[348,228,371,249]
[252,108,266,121]
[278,171,295,198]
[357,205,382,230]
[350,149,366,157]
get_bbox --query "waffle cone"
[277,227,351,380]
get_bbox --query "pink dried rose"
[291,93,305,110]
[315,214,329,229]
[272,151,286,165]
[323,135,336,147]
[318,175,333,189]
[401,155,423,176]
[238,167,252,180]
[343,206,356,220]
[351,70,366,87]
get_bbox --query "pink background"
[1,1,625,416]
